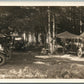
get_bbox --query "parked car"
[0,35,12,65]
[64,41,84,57]
[13,36,27,50]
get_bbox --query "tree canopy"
[0,6,84,35]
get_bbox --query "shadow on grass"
[1,50,84,78]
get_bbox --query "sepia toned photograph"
[0,6,84,79]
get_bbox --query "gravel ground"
[0,50,84,79]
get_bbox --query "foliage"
[0,6,84,35]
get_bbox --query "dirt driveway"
[0,51,84,79]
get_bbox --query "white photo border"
[0,1,84,83]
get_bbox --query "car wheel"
[77,48,82,58]
[0,54,6,65]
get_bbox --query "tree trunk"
[35,32,39,45]
[52,14,55,53]
[48,7,53,54]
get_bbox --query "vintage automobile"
[0,34,12,65]
[64,41,84,57]
[56,31,84,57]
[13,36,27,50]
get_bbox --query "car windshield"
[15,37,22,40]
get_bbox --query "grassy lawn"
[0,51,84,79]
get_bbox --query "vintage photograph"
[0,6,84,79]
